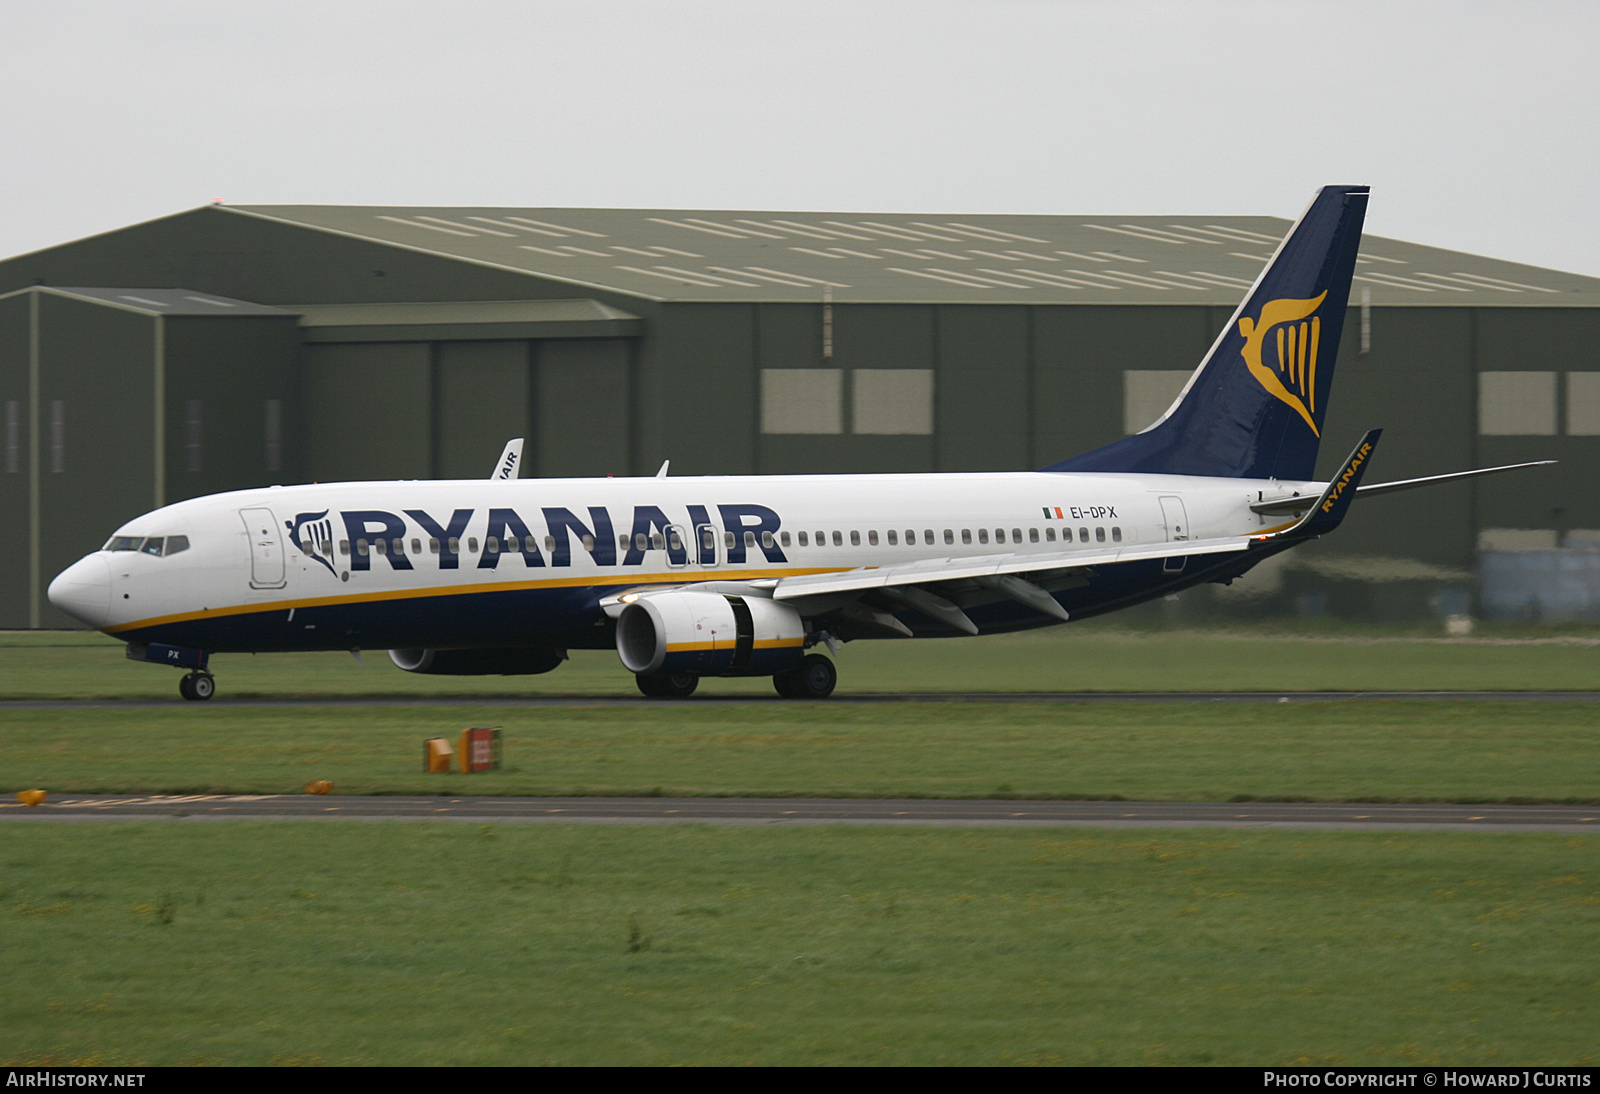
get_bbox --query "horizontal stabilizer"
[1251,459,1555,516]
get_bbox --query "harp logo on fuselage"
[1237,291,1328,436]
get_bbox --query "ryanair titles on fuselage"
[289,503,787,575]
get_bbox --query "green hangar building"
[3,203,1597,628]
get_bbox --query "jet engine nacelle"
[616,591,805,676]
[388,647,567,676]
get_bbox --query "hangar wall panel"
[935,305,1030,472]
[436,341,531,479]
[1032,306,1217,470]
[163,316,302,501]
[1317,309,1475,567]
[643,304,755,476]
[535,339,632,478]
[1475,308,1600,540]
[304,343,433,481]
[0,295,28,626]
[36,296,157,626]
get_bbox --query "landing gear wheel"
[636,672,698,698]
[180,672,215,701]
[773,654,836,699]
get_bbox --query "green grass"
[4,700,1598,803]
[2,823,1596,1066]
[5,623,1600,699]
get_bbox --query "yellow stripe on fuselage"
[101,567,849,635]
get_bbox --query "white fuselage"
[49,470,1309,654]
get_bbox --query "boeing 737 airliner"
[47,186,1546,699]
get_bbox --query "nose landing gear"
[178,672,216,701]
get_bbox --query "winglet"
[1272,429,1381,538]
[491,439,524,480]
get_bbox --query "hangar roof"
[220,204,1600,307]
[0,285,291,317]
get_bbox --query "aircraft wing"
[771,535,1250,602]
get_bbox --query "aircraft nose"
[48,554,112,628]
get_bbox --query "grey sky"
[4,0,1596,277]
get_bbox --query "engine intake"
[616,591,804,676]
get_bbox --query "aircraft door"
[1158,496,1189,573]
[240,507,287,589]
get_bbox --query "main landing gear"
[633,654,838,700]
[635,672,699,698]
[178,671,216,701]
[772,654,837,700]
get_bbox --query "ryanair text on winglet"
[1320,442,1372,513]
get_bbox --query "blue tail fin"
[1044,185,1369,480]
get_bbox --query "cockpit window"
[104,534,190,556]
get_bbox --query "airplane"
[46,185,1549,701]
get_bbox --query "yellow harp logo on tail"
[1237,291,1327,436]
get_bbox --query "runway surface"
[6,690,1600,710]
[4,793,1597,831]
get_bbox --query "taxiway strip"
[6,690,1600,710]
[3,794,1596,831]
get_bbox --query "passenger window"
[926,530,935,545]
[961,529,972,545]
[469,537,481,553]
[357,539,370,556]
[581,534,596,552]
[832,530,842,546]
[887,530,897,545]
[1112,527,1122,542]
[780,531,791,547]
[165,535,189,555]
[447,537,459,554]
[1012,528,1022,542]
[542,536,553,552]
[141,537,164,556]
[635,533,648,550]
[745,531,757,548]
[340,540,351,555]
[486,537,499,555]
[850,530,861,546]
[798,531,809,546]
[1029,527,1039,543]
[669,530,683,550]
[867,530,878,546]
[1096,527,1106,542]
[762,531,774,548]
[1045,527,1056,542]
[978,529,989,544]
[726,531,736,548]
[1079,527,1089,542]
[375,539,389,556]
[943,529,953,545]
[411,538,421,554]
[430,538,440,554]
